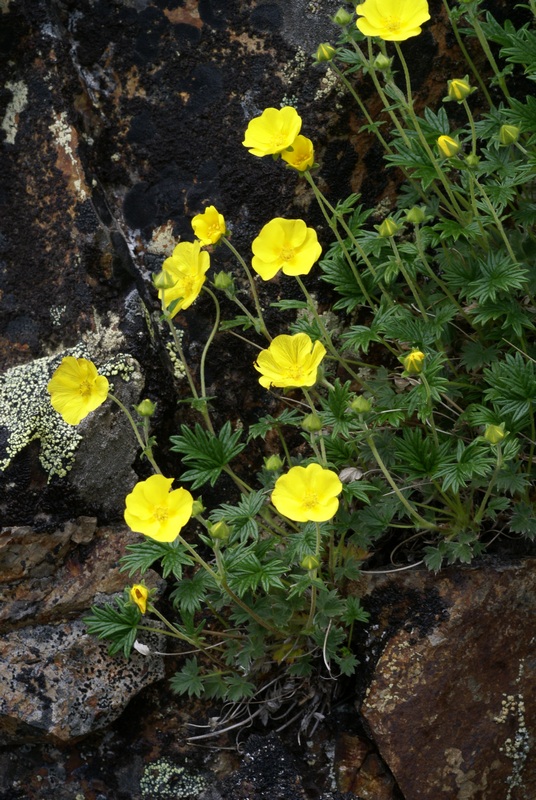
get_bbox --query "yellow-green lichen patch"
[0,345,134,479]
[139,758,208,799]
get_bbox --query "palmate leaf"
[466,252,528,303]
[170,569,212,614]
[170,657,204,698]
[121,538,194,580]
[84,598,140,657]
[432,440,496,493]
[209,490,266,543]
[225,552,287,596]
[170,421,246,488]
[483,352,536,425]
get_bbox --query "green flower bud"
[465,153,480,168]
[484,423,507,444]
[135,398,156,417]
[351,395,372,413]
[405,206,427,225]
[191,499,205,516]
[447,77,472,102]
[302,413,323,432]
[332,7,353,25]
[264,454,284,471]
[210,520,231,541]
[377,218,400,238]
[402,349,425,375]
[373,53,391,71]
[499,124,520,146]
[153,270,177,290]
[301,554,320,570]
[213,271,235,292]
[315,43,337,62]
[437,135,461,158]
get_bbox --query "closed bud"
[214,271,235,292]
[191,499,205,516]
[135,398,156,417]
[315,43,337,62]
[264,454,284,471]
[351,395,372,413]
[402,349,425,375]
[377,218,400,238]
[447,77,472,102]
[373,53,391,71]
[437,135,461,158]
[465,153,480,168]
[405,206,426,225]
[153,269,177,290]
[301,554,320,570]
[484,423,507,445]
[129,584,149,615]
[332,7,353,25]
[210,520,231,541]
[499,124,520,146]
[302,413,323,432]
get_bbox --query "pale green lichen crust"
[0,345,134,479]
[139,758,208,799]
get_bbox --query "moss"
[0,345,134,479]
[139,758,208,800]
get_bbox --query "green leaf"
[84,598,140,657]
[170,422,246,488]
[248,408,302,439]
[509,502,536,539]
[209,490,266,543]
[170,569,212,614]
[121,539,194,581]
[170,657,204,698]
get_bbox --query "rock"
[0,518,166,744]
[360,560,536,799]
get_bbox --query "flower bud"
[405,206,427,225]
[191,499,205,516]
[315,43,337,62]
[351,395,372,413]
[402,349,425,375]
[465,153,480,168]
[213,271,235,292]
[264,454,284,471]
[484,423,506,444]
[437,135,461,158]
[135,398,156,417]
[153,269,177,290]
[301,554,320,570]
[301,413,323,432]
[332,7,353,25]
[130,584,149,615]
[373,53,391,71]
[499,124,520,146]
[209,520,231,541]
[447,77,472,102]
[377,218,400,238]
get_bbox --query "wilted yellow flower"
[242,106,302,157]
[437,135,461,158]
[124,474,194,542]
[356,0,430,41]
[191,206,226,245]
[271,463,342,522]
[281,135,315,172]
[402,349,426,374]
[254,332,326,389]
[158,240,210,315]
[47,356,109,426]
[130,584,149,614]
[251,217,321,280]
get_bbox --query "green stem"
[302,387,327,465]
[388,235,428,319]
[222,236,271,340]
[199,286,221,403]
[364,40,413,148]
[469,12,511,103]
[108,393,161,475]
[329,62,393,153]
[441,0,494,107]
[413,225,473,323]
[474,445,503,525]
[420,373,440,448]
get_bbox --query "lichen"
[1,79,28,144]
[139,758,208,800]
[0,345,134,479]
[494,660,530,798]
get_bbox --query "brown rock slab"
[361,561,536,799]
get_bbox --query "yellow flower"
[47,356,109,426]
[251,218,322,280]
[242,107,302,157]
[281,135,315,172]
[356,0,430,41]
[158,240,210,315]
[437,135,461,158]
[402,349,425,374]
[254,332,326,389]
[124,474,194,542]
[271,463,342,522]
[191,206,226,245]
[130,584,149,614]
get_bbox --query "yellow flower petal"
[251,218,321,280]
[124,476,194,542]
[254,333,326,389]
[47,356,109,425]
[271,463,342,522]
[242,107,302,157]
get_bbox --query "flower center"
[280,247,295,262]
[303,492,319,509]
[383,14,401,32]
[79,380,92,399]
[153,506,170,523]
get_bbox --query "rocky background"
[0,0,535,798]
